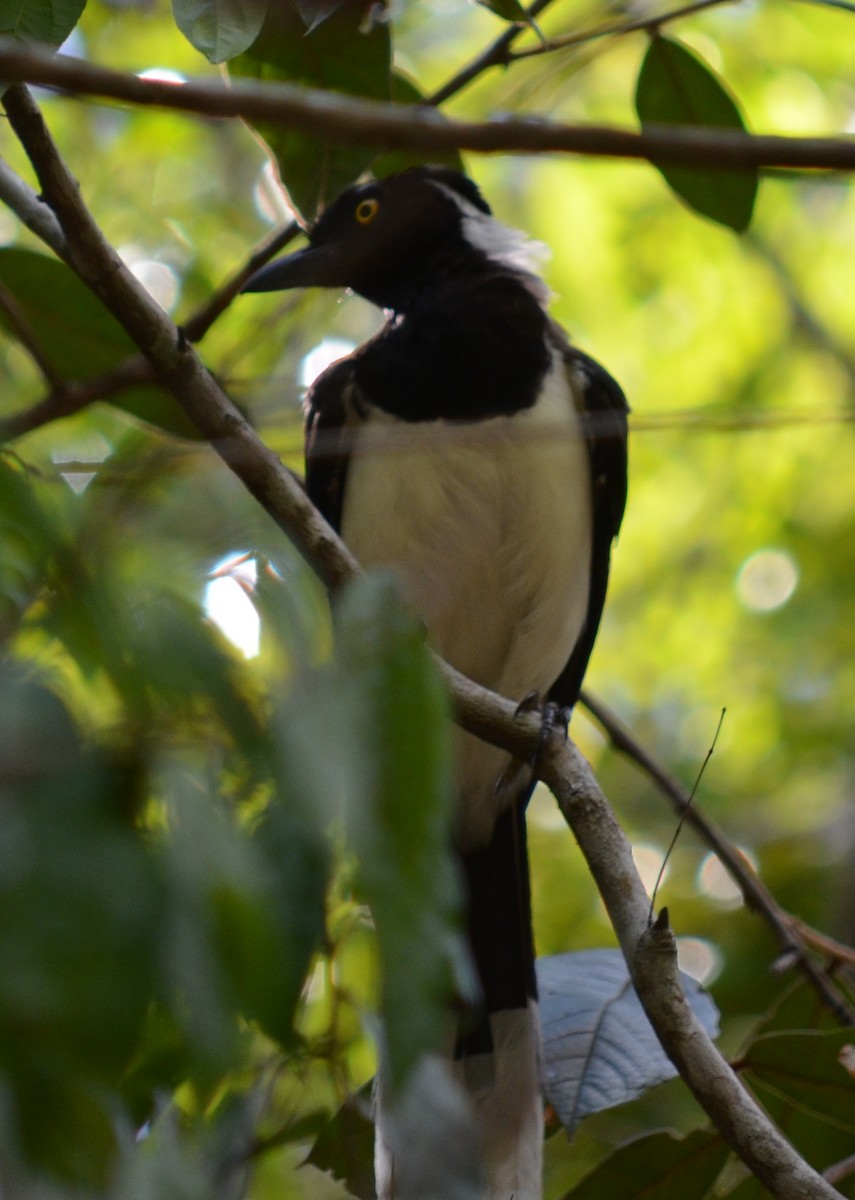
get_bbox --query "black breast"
[351,273,553,423]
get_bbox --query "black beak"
[241,244,344,293]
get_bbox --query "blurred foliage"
[1,0,855,1196]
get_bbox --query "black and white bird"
[244,166,628,1200]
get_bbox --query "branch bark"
[580,689,855,1026]
[2,82,844,1200]
[1,43,854,171]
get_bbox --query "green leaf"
[334,573,474,1089]
[0,456,56,638]
[0,669,163,1184]
[0,0,86,47]
[242,800,329,1044]
[0,249,200,439]
[172,0,269,64]
[560,1129,729,1200]
[741,1029,855,1131]
[635,35,758,232]
[475,0,528,21]
[306,1090,376,1199]
[231,2,392,219]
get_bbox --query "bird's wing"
[548,339,629,709]
[303,357,363,533]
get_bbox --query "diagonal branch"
[581,688,855,1026]
[0,43,854,171]
[2,81,844,1200]
[0,279,66,390]
[427,0,559,106]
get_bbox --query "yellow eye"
[355,197,379,225]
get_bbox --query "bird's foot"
[514,692,572,764]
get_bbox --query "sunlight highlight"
[204,554,260,659]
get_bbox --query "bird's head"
[242,166,549,312]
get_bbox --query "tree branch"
[580,688,855,1026]
[427,0,559,106]
[3,81,844,1200]
[0,170,299,443]
[508,0,736,63]
[0,153,67,258]
[0,43,854,171]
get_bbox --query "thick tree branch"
[3,82,844,1200]
[1,44,854,172]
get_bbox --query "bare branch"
[0,355,153,442]
[0,148,299,441]
[2,85,356,588]
[0,153,67,258]
[4,80,846,1200]
[427,0,559,106]
[508,0,735,63]
[182,219,301,344]
[581,687,855,1026]
[0,44,854,172]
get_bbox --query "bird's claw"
[514,693,572,764]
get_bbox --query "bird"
[243,165,628,1200]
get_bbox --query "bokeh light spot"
[204,554,260,659]
[300,338,357,389]
[677,937,722,985]
[697,847,757,908]
[736,549,798,612]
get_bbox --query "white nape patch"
[434,183,553,304]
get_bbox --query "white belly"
[341,351,592,847]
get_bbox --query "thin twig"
[824,1150,855,1187]
[0,44,854,171]
[0,354,153,442]
[182,219,300,344]
[509,0,734,62]
[0,279,66,390]
[427,0,560,106]
[0,180,300,440]
[649,707,725,921]
[580,687,855,1026]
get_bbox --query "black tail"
[457,798,536,1057]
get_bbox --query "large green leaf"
[635,35,758,232]
[0,248,200,438]
[539,949,719,1134]
[232,1,392,219]
[561,1129,729,1200]
[334,573,474,1089]
[741,1029,855,1131]
[164,773,328,1059]
[0,0,86,46]
[0,669,163,1184]
[172,0,269,64]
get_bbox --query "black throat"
[350,265,553,423]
